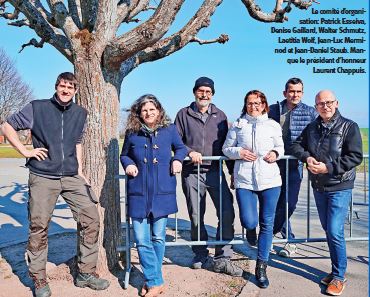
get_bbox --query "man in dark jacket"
[290,90,362,296]
[0,73,109,297]
[268,77,317,257]
[174,77,242,276]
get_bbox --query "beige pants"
[27,173,100,281]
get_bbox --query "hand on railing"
[189,151,203,164]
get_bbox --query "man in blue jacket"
[0,72,109,297]
[268,78,317,257]
[175,77,242,276]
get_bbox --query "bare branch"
[48,0,79,39]
[241,0,316,23]
[67,0,82,29]
[190,34,229,45]
[6,0,73,61]
[106,0,185,69]
[8,18,30,27]
[19,37,45,53]
[116,0,148,28]
[0,7,19,20]
[131,0,223,69]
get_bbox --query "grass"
[360,128,368,154]
[0,147,23,158]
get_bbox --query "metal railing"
[117,155,369,289]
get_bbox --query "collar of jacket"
[187,101,217,117]
[242,113,268,123]
[279,99,304,113]
[318,109,341,128]
[51,94,73,111]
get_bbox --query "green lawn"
[0,147,23,158]
[360,128,368,154]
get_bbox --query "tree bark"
[74,58,121,274]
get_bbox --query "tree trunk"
[74,58,121,274]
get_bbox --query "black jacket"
[28,97,86,176]
[290,110,363,191]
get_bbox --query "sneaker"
[246,228,257,246]
[321,274,347,286]
[191,254,209,269]
[326,278,347,296]
[75,272,110,290]
[213,258,243,277]
[278,243,297,258]
[34,279,51,297]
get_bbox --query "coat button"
[144,144,148,148]
[143,158,147,163]
[153,158,158,164]
[153,144,159,149]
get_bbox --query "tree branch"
[6,0,73,61]
[132,0,223,69]
[18,37,45,53]
[0,7,19,20]
[8,18,30,27]
[190,34,229,45]
[241,0,316,23]
[116,0,149,28]
[48,0,79,39]
[67,0,82,29]
[106,0,184,69]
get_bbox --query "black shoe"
[75,272,110,290]
[213,258,243,277]
[191,254,209,269]
[255,259,269,288]
[34,279,51,297]
[246,228,257,246]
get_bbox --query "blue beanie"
[193,77,215,94]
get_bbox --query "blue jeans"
[273,160,303,239]
[132,216,168,287]
[313,189,351,281]
[236,187,280,262]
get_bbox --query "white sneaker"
[278,243,297,258]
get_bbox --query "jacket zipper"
[61,108,65,175]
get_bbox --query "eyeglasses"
[247,102,263,107]
[315,100,336,108]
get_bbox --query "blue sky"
[0,0,368,127]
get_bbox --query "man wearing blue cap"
[175,77,242,276]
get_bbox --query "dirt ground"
[0,232,252,297]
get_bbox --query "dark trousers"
[27,173,100,281]
[181,170,235,259]
[273,159,303,239]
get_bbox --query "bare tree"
[0,48,34,124]
[0,0,315,273]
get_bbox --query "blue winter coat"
[120,124,187,219]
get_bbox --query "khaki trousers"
[27,173,100,280]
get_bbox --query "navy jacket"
[7,96,87,176]
[120,124,187,218]
[269,100,317,153]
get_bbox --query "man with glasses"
[174,77,242,276]
[290,90,362,296]
[268,77,317,257]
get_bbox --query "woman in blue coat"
[120,94,187,297]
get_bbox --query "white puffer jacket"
[222,113,284,191]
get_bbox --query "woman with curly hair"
[120,94,187,297]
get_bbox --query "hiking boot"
[34,279,51,297]
[213,258,243,277]
[191,254,209,269]
[278,243,297,258]
[246,228,257,246]
[75,272,110,290]
[255,259,269,288]
[140,282,148,296]
[326,278,347,296]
